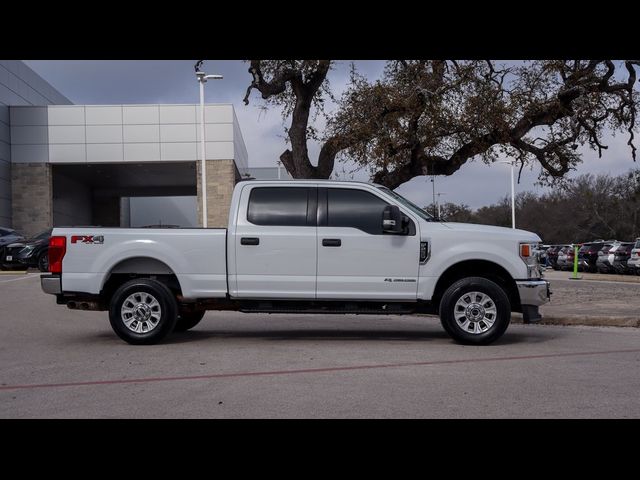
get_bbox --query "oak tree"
[244,60,640,189]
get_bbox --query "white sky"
[25,60,639,210]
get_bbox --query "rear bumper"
[41,274,61,295]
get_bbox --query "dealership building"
[1,60,283,238]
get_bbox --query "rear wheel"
[174,310,205,332]
[109,278,178,345]
[439,277,511,345]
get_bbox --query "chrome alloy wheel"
[454,291,497,334]
[120,292,162,334]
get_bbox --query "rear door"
[234,185,318,299]
[316,186,420,300]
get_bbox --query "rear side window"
[635,240,640,249]
[327,188,389,235]
[247,187,311,226]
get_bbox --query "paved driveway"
[1,273,639,418]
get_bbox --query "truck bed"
[54,227,228,299]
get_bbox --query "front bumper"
[516,279,551,307]
[41,274,61,295]
[516,279,550,324]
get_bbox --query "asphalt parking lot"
[1,272,640,418]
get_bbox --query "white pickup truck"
[40,180,550,345]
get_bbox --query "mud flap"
[522,305,542,324]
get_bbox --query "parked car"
[556,245,576,270]
[595,243,615,273]
[535,244,550,267]
[628,238,640,275]
[0,227,24,248]
[0,228,26,270]
[577,242,606,273]
[0,228,52,272]
[548,244,569,270]
[612,242,634,274]
[598,242,625,273]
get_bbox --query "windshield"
[377,187,435,222]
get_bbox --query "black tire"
[439,276,511,345]
[174,310,205,332]
[37,251,49,272]
[109,278,178,345]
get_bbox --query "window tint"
[247,187,310,226]
[327,188,388,235]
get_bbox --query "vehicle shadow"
[162,328,545,346]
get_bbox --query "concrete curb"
[512,314,640,328]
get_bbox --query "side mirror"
[382,205,404,234]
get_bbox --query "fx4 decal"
[71,235,104,244]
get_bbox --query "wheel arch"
[100,256,183,303]
[432,259,520,312]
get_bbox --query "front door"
[316,187,420,300]
[234,185,317,299]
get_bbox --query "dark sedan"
[0,227,24,249]
[0,228,52,272]
[578,242,605,273]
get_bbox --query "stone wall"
[11,163,52,238]
[196,159,239,228]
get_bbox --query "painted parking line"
[2,348,640,392]
[0,274,38,283]
[0,271,27,275]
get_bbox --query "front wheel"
[439,277,511,345]
[109,278,178,345]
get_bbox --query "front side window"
[247,187,310,226]
[327,188,389,235]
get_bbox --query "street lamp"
[497,160,516,229]
[429,175,436,218]
[195,63,223,228]
[436,192,446,219]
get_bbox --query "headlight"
[19,245,35,255]
[520,242,541,278]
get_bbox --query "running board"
[239,300,417,315]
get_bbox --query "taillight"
[49,236,66,274]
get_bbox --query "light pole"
[497,160,516,229]
[430,175,436,218]
[195,63,223,228]
[436,192,446,219]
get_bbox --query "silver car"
[556,245,575,270]
[627,238,640,275]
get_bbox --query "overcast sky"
[24,60,639,211]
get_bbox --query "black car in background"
[0,228,26,270]
[577,242,606,273]
[0,227,24,249]
[0,228,52,272]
